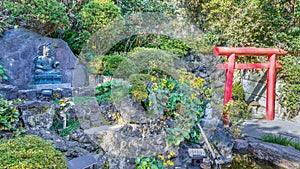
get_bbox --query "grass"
[261,134,300,151]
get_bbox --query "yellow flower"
[149,101,152,107]
[168,83,175,90]
[169,151,176,156]
[158,154,164,160]
[167,160,174,166]
[191,93,197,99]
[153,152,156,156]
[161,79,167,88]
[167,154,171,159]
[152,83,158,91]
[179,77,185,84]
[149,60,157,68]
[91,45,96,49]
[151,76,157,82]
[163,162,167,166]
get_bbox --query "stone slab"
[241,119,300,142]
[67,153,97,169]
[30,83,71,89]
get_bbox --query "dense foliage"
[223,81,250,136]
[278,55,300,119]
[107,34,191,55]
[146,70,211,145]
[89,55,125,76]
[180,0,300,118]
[0,98,20,133]
[78,0,121,33]
[116,0,176,16]
[0,0,69,36]
[135,151,176,169]
[0,135,67,168]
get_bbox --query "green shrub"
[0,135,67,168]
[95,80,130,104]
[117,0,176,16]
[95,81,112,104]
[223,99,250,137]
[278,54,300,119]
[0,98,19,132]
[50,120,80,137]
[57,29,91,56]
[1,0,70,35]
[135,151,176,169]
[107,35,190,56]
[0,1,16,36]
[232,81,245,101]
[78,0,121,33]
[88,55,125,76]
[146,70,210,145]
[129,74,152,102]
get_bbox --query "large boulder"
[0,28,81,89]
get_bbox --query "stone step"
[67,153,97,169]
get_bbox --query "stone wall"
[241,70,285,118]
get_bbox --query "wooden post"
[266,54,276,120]
[223,54,235,125]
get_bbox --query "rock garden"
[0,0,300,169]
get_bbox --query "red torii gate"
[214,47,288,125]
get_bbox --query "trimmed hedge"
[0,135,67,169]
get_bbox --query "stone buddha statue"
[34,43,60,74]
[32,43,62,85]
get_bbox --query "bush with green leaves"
[146,69,211,145]
[232,81,245,101]
[278,55,300,119]
[88,55,125,76]
[95,81,113,104]
[95,80,130,104]
[1,0,69,36]
[223,99,249,138]
[78,0,121,33]
[50,120,80,137]
[116,0,176,16]
[135,151,176,169]
[107,34,190,56]
[0,135,67,168]
[0,98,20,133]
[129,74,152,102]
[114,48,178,78]
[54,29,91,56]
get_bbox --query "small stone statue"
[34,43,60,74]
[32,43,62,85]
